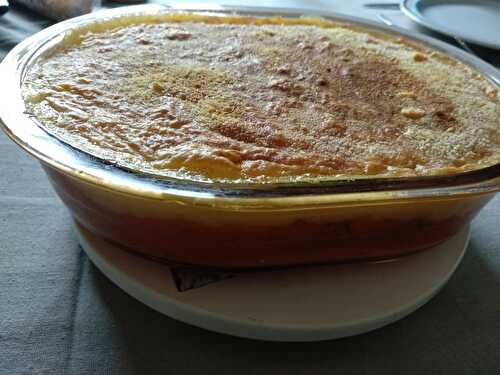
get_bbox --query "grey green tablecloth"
[1,1,499,374]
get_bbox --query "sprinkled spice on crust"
[22,14,500,182]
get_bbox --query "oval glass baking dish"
[1,4,499,269]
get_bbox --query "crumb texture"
[23,14,500,182]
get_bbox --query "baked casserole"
[22,13,499,183]
[0,7,498,268]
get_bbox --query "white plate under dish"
[401,0,500,50]
[75,223,470,342]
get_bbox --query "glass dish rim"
[0,3,499,206]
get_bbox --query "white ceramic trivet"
[75,223,469,342]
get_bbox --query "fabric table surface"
[1,1,499,374]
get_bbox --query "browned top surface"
[22,14,500,182]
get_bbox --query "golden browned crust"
[23,13,500,182]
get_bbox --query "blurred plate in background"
[401,0,500,49]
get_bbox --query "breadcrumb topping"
[22,14,500,182]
